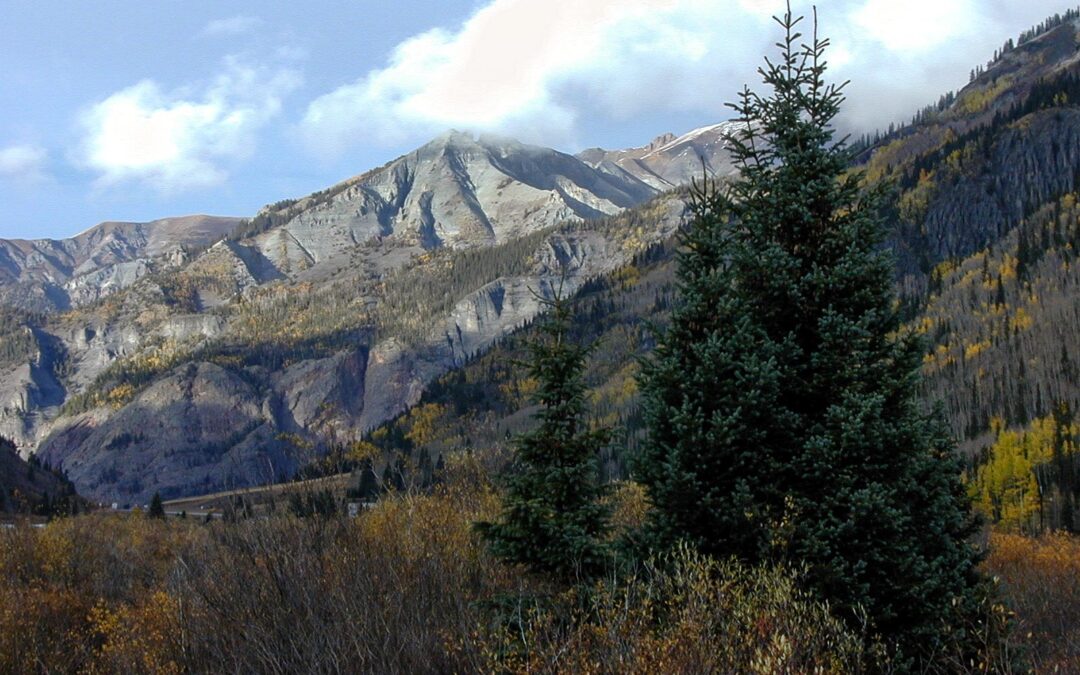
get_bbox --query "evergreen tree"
[354,459,380,500]
[148,491,166,519]
[417,450,434,488]
[391,457,407,492]
[476,286,611,582]
[434,453,446,483]
[632,6,985,663]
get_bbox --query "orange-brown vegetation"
[0,461,883,674]
[2,455,1070,673]
[984,532,1080,672]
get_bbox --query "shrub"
[470,545,881,674]
[985,532,1080,671]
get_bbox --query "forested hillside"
[866,13,1080,533]
[0,437,80,517]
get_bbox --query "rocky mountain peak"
[645,132,677,151]
[576,122,738,190]
[0,214,241,312]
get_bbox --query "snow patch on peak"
[644,121,737,159]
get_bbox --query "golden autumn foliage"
[465,548,878,675]
[0,515,204,673]
[402,402,450,447]
[955,75,1015,115]
[87,592,183,675]
[972,410,1079,533]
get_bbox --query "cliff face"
[891,108,1080,277]
[0,127,708,503]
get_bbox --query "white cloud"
[297,0,849,152]
[301,0,697,152]
[301,0,1072,152]
[76,58,300,193]
[0,144,48,183]
[200,16,262,38]
[853,0,974,51]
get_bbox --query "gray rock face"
[273,349,368,436]
[4,126,722,503]
[250,131,658,278]
[0,215,241,311]
[37,363,274,502]
[65,260,152,307]
[0,328,66,450]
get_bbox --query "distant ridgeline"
[853,6,1080,152]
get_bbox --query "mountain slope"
[0,215,242,312]
[31,196,685,502]
[851,17,1080,448]
[0,436,80,515]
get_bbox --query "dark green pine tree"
[477,286,612,583]
[632,6,985,663]
[148,491,166,519]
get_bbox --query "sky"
[0,0,1073,239]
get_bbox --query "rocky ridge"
[0,215,242,312]
[0,128,726,502]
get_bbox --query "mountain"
[0,127,733,503]
[852,14,1080,458]
[228,131,657,280]
[0,215,242,312]
[577,122,739,190]
[30,198,686,503]
[13,6,1080,510]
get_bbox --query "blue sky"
[0,0,1071,239]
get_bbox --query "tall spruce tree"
[632,6,985,663]
[477,285,611,582]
